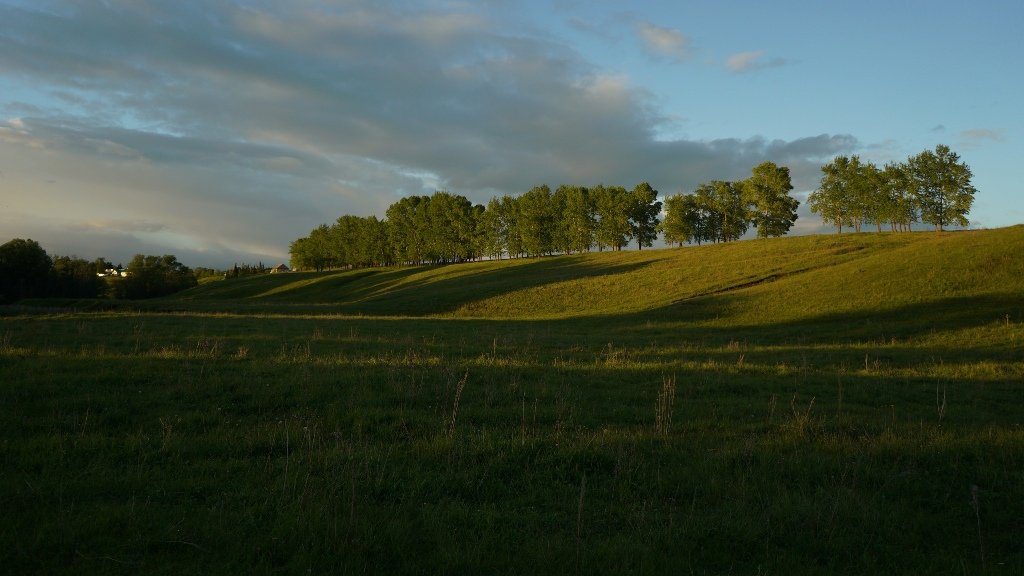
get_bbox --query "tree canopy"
[908,145,977,231]
[659,167,798,247]
[0,238,52,302]
[0,238,200,302]
[629,182,662,250]
[110,254,198,299]
[745,162,798,238]
[289,182,669,270]
[286,148,973,271]
[810,145,976,234]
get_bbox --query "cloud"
[0,1,852,266]
[636,22,692,62]
[726,51,790,73]
[85,219,168,234]
[959,128,1004,147]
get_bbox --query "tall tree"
[291,224,336,271]
[114,254,197,299]
[477,197,506,260]
[628,181,662,250]
[907,144,976,231]
[593,185,632,251]
[661,193,700,247]
[426,191,475,263]
[52,255,106,298]
[877,162,917,232]
[517,185,555,257]
[809,155,857,234]
[744,161,798,238]
[0,238,52,301]
[332,214,363,267]
[386,195,430,264]
[556,185,595,254]
[467,203,487,261]
[849,159,881,233]
[500,195,524,258]
[691,184,722,244]
[708,180,749,240]
[362,215,393,266]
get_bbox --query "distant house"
[96,268,128,278]
[270,264,290,274]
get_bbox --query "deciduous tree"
[51,255,106,298]
[877,162,917,232]
[810,156,857,234]
[629,181,662,250]
[517,185,555,257]
[715,180,749,242]
[113,254,197,299]
[593,185,632,251]
[385,195,430,265]
[907,144,976,231]
[660,193,700,247]
[0,238,53,302]
[744,161,798,238]
[553,185,595,254]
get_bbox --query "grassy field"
[2,227,1023,574]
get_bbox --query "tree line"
[290,161,801,270]
[0,238,198,303]
[809,145,976,233]
[289,183,661,271]
[661,161,799,246]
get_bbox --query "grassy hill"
[173,226,1024,325]
[3,227,1023,574]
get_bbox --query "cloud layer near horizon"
[0,1,857,266]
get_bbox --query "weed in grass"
[787,394,816,438]
[655,374,676,436]
[446,370,468,439]
[600,342,629,365]
[158,416,176,451]
[936,384,947,425]
[971,484,986,570]
[835,376,843,420]
[575,472,587,571]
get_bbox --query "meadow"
[2,227,1023,574]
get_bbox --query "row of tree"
[661,162,799,246]
[290,182,664,270]
[0,238,198,302]
[808,145,976,233]
[290,161,800,270]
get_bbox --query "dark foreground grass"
[2,229,1023,574]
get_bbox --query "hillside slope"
[171,226,1024,324]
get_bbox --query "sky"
[1,0,1021,268]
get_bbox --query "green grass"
[2,227,1023,574]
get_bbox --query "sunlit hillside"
[173,226,1024,326]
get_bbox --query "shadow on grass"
[614,291,1024,347]
[159,255,654,316]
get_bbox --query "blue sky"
[1,0,1020,267]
